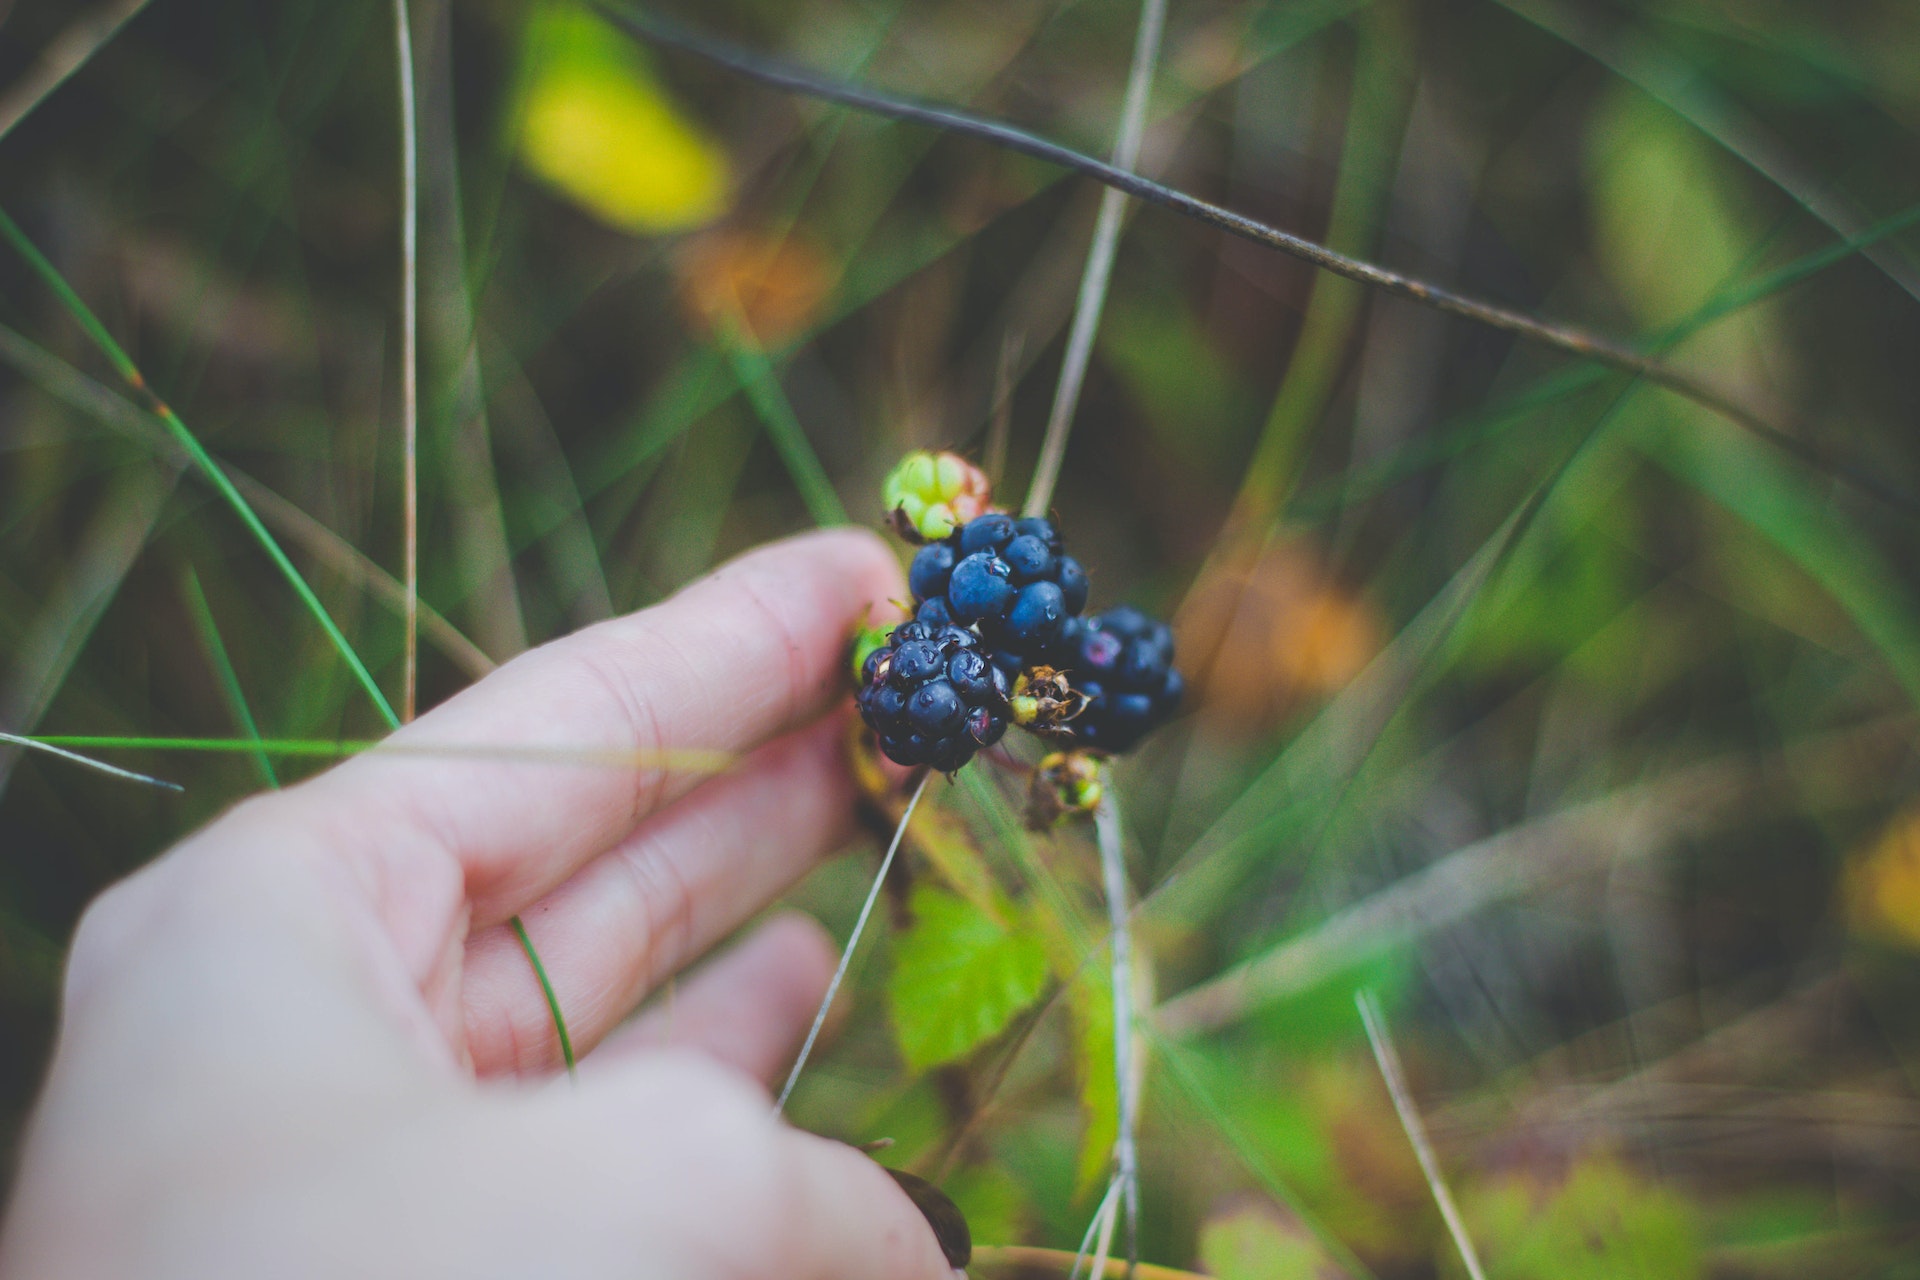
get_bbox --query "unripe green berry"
[881,450,992,543]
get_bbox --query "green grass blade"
[719,325,849,527]
[1645,398,1920,710]
[181,569,279,789]
[511,914,576,1073]
[0,204,401,731]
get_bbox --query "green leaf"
[1067,958,1118,1194]
[1459,1155,1703,1280]
[889,885,1048,1072]
[1200,1200,1354,1280]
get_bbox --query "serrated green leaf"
[889,885,1048,1072]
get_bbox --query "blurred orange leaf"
[1179,540,1381,737]
[677,228,836,348]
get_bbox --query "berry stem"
[1094,780,1141,1280]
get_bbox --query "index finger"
[302,528,903,922]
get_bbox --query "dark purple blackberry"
[907,514,1089,656]
[856,620,1011,772]
[1051,606,1183,754]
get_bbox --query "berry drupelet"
[907,514,1090,673]
[856,620,1011,773]
[1051,606,1184,754]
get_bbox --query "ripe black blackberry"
[856,620,1011,773]
[907,514,1089,673]
[1051,606,1183,754]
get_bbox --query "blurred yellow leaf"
[516,2,729,234]
[1846,807,1920,948]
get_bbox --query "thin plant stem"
[983,331,1022,489]
[591,0,1920,516]
[775,772,930,1115]
[1022,0,1167,519]
[514,915,575,1073]
[394,0,421,723]
[1094,784,1141,1280]
[0,732,182,792]
[181,569,278,790]
[404,0,561,1078]
[1356,990,1488,1280]
[29,735,733,772]
[0,205,403,729]
[1068,1173,1124,1280]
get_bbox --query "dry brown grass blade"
[0,0,149,142]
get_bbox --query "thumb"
[548,1049,956,1280]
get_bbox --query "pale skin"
[0,529,954,1280]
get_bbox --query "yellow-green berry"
[881,450,992,543]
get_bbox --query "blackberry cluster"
[861,502,1181,770]
[855,620,1010,773]
[1053,607,1184,754]
[907,514,1090,676]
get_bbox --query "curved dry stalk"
[0,733,182,792]
[1357,991,1487,1280]
[591,0,1920,516]
[1022,0,1167,519]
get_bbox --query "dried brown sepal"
[1007,666,1088,734]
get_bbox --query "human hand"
[0,530,955,1279]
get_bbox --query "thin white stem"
[1020,0,1168,519]
[394,0,420,722]
[1356,990,1488,1280]
[0,732,182,792]
[1069,1173,1125,1280]
[1094,783,1141,1280]
[775,772,931,1115]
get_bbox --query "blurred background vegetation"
[5,0,1920,1274]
